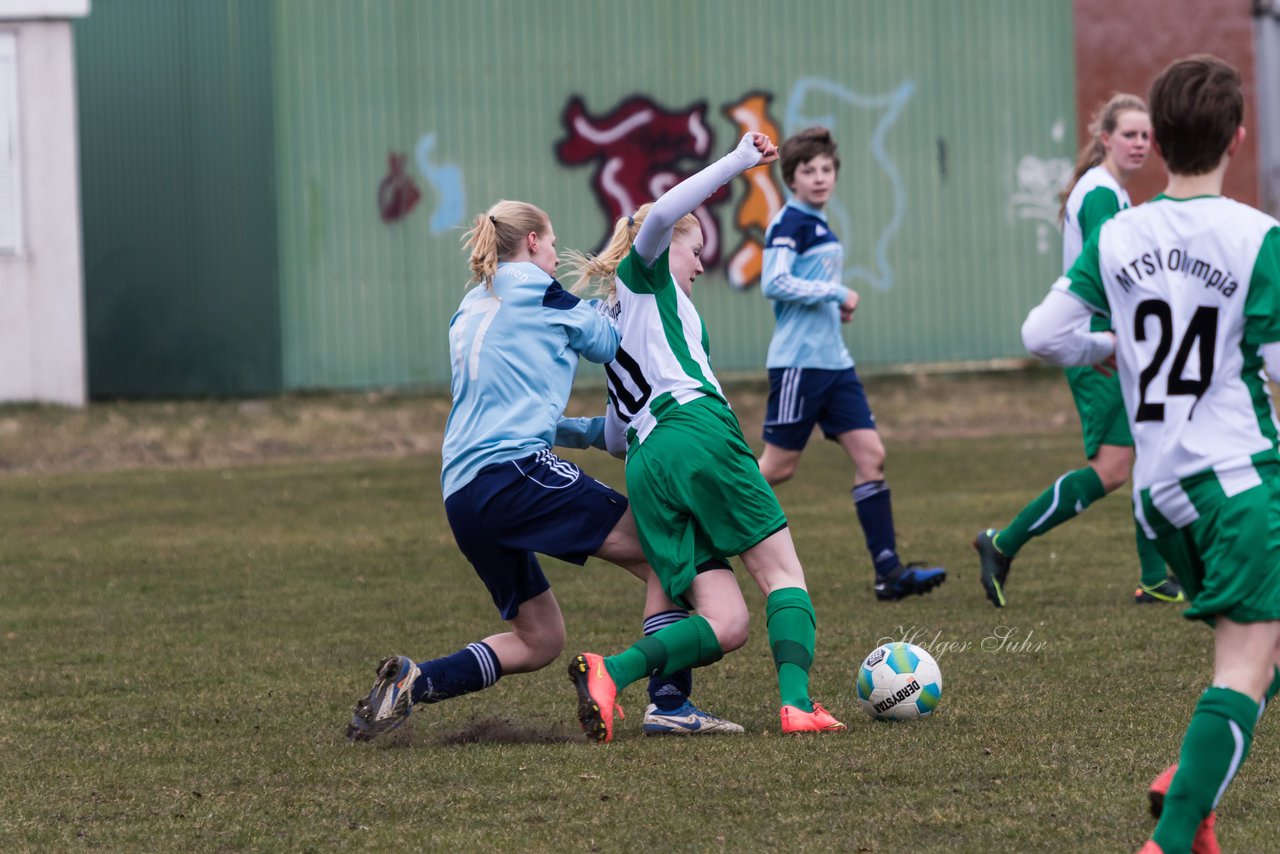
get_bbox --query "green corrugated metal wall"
[275,0,1075,390]
[76,0,1075,396]
[76,0,280,398]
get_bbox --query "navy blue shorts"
[762,366,876,451]
[444,449,628,621]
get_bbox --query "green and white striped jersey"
[603,246,726,450]
[1064,195,1280,528]
[1062,164,1129,274]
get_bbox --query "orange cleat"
[1136,842,1164,854]
[1147,764,1221,854]
[1147,764,1178,817]
[568,653,623,743]
[780,701,847,733]
[1192,814,1221,854]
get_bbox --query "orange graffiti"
[722,92,785,289]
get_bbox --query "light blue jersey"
[761,200,854,370]
[440,262,618,499]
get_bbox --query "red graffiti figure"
[377,152,421,224]
[557,96,727,265]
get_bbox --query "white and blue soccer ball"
[856,642,943,721]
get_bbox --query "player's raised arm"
[633,133,777,265]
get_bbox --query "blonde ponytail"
[566,204,700,298]
[461,200,550,289]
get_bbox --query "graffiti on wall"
[375,134,466,233]
[722,92,785,290]
[377,152,420,223]
[784,77,914,291]
[416,133,466,234]
[555,96,731,267]
[378,83,917,292]
[1011,120,1071,255]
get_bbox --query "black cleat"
[973,529,1012,608]
[1135,576,1186,604]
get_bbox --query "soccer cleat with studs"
[780,701,846,733]
[642,701,745,735]
[874,562,947,602]
[568,652,623,743]
[346,655,420,742]
[1135,576,1186,604]
[973,529,1012,608]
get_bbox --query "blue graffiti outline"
[415,133,465,234]
[784,78,913,290]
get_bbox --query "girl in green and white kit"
[564,133,846,741]
[976,93,1183,607]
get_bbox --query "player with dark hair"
[757,127,945,602]
[1020,54,1280,853]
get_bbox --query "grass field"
[2,371,1276,852]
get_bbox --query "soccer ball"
[855,642,943,721]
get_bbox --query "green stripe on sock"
[1153,687,1258,854]
[999,466,1106,556]
[771,640,813,670]
[766,587,816,712]
[604,615,722,693]
[1261,665,1280,722]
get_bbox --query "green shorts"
[1143,475,1280,624]
[626,395,788,607]
[1065,366,1132,458]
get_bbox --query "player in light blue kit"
[757,127,945,602]
[346,200,741,740]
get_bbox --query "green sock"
[1153,687,1258,854]
[1262,665,1280,720]
[996,466,1106,556]
[603,614,722,693]
[1136,519,1168,589]
[766,587,816,712]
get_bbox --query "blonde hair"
[1058,93,1148,223]
[566,204,700,298]
[462,200,550,288]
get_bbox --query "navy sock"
[645,609,693,711]
[412,641,501,704]
[853,480,900,576]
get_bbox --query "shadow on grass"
[367,716,584,748]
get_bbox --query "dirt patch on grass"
[0,368,1076,476]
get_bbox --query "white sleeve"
[633,133,764,264]
[1021,280,1115,367]
[1263,342,1280,381]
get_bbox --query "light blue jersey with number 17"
[440,261,619,500]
